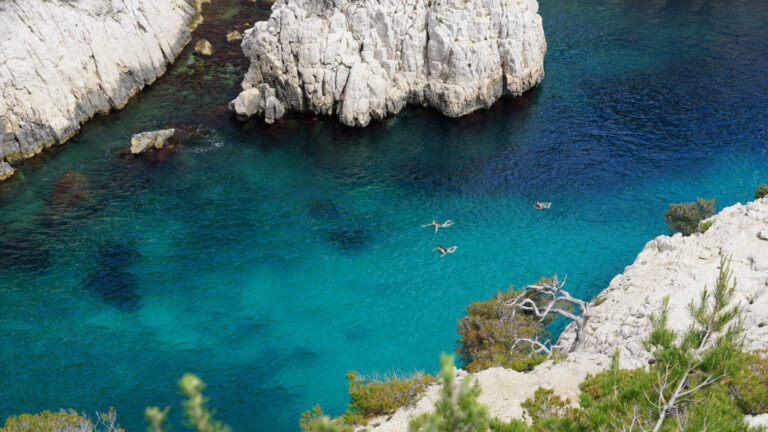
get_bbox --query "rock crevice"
[231,0,546,125]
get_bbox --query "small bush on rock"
[2,409,123,432]
[344,370,438,420]
[299,370,437,430]
[755,184,768,199]
[664,198,715,236]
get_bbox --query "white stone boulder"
[0,161,14,181]
[228,84,285,124]
[226,30,242,42]
[130,129,176,154]
[194,39,213,56]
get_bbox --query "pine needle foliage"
[754,184,768,199]
[728,351,768,415]
[664,198,715,236]
[409,354,489,432]
[144,374,230,432]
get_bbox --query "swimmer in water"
[534,201,544,210]
[422,219,454,233]
[433,245,457,257]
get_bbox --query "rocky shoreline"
[0,0,206,181]
[366,197,768,430]
[230,0,546,125]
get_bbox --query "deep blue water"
[1,0,767,430]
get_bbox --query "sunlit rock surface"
[232,0,546,125]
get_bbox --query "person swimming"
[534,201,544,210]
[433,245,457,257]
[422,219,454,233]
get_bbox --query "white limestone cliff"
[367,197,768,430]
[231,0,546,125]
[0,0,204,179]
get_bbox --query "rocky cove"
[1,0,768,430]
[0,0,207,175]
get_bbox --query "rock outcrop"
[229,84,286,124]
[231,0,546,126]
[0,0,204,174]
[226,30,243,42]
[557,197,768,368]
[130,128,177,154]
[195,38,214,55]
[0,161,13,181]
[369,197,768,430]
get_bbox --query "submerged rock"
[231,0,546,126]
[83,243,142,312]
[195,38,214,56]
[308,199,346,221]
[0,0,202,166]
[327,224,370,251]
[49,171,93,209]
[229,84,285,124]
[0,225,51,272]
[0,161,14,181]
[83,268,142,312]
[130,129,177,154]
[226,30,243,42]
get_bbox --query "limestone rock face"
[232,0,546,125]
[0,161,14,181]
[558,197,768,368]
[0,0,202,168]
[130,129,177,154]
[195,38,214,55]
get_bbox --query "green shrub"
[409,354,489,432]
[664,198,715,236]
[345,370,437,418]
[729,351,768,415]
[457,277,561,372]
[2,409,123,432]
[2,411,87,432]
[300,370,437,430]
[700,219,713,233]
[755,184,768,199]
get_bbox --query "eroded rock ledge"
[230,0,546,125]
[368,197,768,431]
[0,0,205,178]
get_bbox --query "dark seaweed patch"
[0,227,50,272]
[82,268,141,312]
[327,224,370,251]
[307,199,346,221]
[82,242,142,312]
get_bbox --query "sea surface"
[1,0,767,430]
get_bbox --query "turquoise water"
[1,0,767,430]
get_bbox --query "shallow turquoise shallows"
[1,0,767,430]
